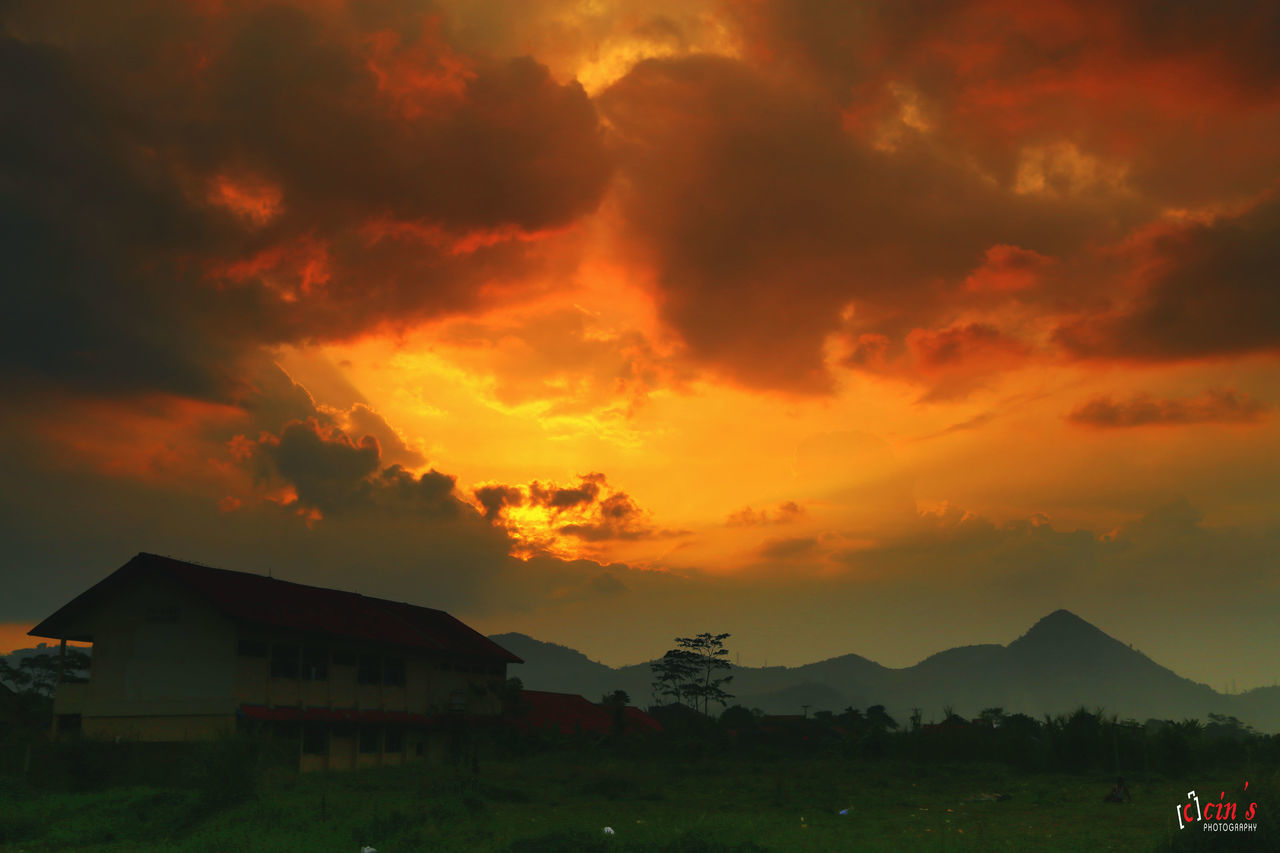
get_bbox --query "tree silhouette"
[865,704,898,732]
[674,632,734,715]
[600,690,631,735]
[979,707,1006,729]
[650,632,735,714]
[650,648,698,705]
[0,649,91,698]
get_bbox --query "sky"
[2,0,1278,692]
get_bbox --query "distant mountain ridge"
[491,610,1280,732]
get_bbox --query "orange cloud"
[1067,389,1270,428]
[34,394,247,484]
[727,501,805,527]
[472,473,681,560]
[364,18,476,119]
[965,244,1056,292]
[908,323,1029,370]
[1055,195,1280,362]
[207,174,283,225]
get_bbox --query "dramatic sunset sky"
[3,0,1278,689]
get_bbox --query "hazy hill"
[491,610,1280,732]
[487,633,617,695]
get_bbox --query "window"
[357,653,380,685]
[384,725,404,754]
[301,722,327,755]
[270,643,299,679]
[331,649,357,667]
[301,646,328,681]
[359,725,381,754]
[274,721,300,742]
[382,656,405,687]
[237,639,267,657]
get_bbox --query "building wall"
[85,714,235,741]
[232,631,506,717]
[48,574,511,763]
[429,664,506,716]
[73,576,238,729]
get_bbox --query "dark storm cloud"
[597,54,1128,393]
[659,0,1280,390]
[734,0,1280,94]
[255,419,457,517]
[736,1,1280,208]
[474,484,525,520]
[728,0,1280,157]
[258,420,380,511]
[1067,389,1270,428]
[1109,2,1280,91]
[558,492,653,541]
[0,0,611,398]
[0,34,248,398]
[343,403,427,470]
[237,359,325,434]
[1055,197,1280,362]
[529,473,606,511]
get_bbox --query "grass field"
[0,754,1271,852]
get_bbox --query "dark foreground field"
[1,754,1273,852]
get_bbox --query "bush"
[188,735,268,809]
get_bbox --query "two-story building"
[29,553,522,770]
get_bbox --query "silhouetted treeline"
[491,697,1280,780]
[5,699,1278,797]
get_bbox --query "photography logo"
[1176,782,1258,833]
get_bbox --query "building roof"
[29,553,522,664]
[513,690,613,734]
[511,690,663,735]
[621,705,664,734]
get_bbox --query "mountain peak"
[1036,608,1090,628]
[1013,609,1117,650]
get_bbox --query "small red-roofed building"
[509,690,662,736]
[620,705,663,734]
[29,553,521,770]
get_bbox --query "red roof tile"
[509,691,663,735]
[30,553,521,663]
[622,705,663,733]
[511,690,614,734]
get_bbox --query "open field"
[1,753,1273,852]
